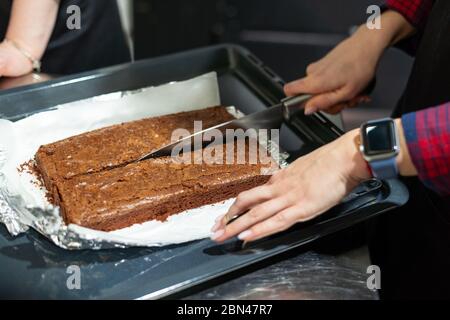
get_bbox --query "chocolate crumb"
[17,159,52,201]
[17,160,35,174]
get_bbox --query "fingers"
[212,196,292,242]
[323,95,372,114]
[306,94,372,115]
[302,86,351,114]
[210,185,275,232]
[228,185,275,217]
[234,205,304,242]
[232,201,326,242]
[284,75,358,114]
[284,76,318,96]
[267,170,283,184]
[284,73,339,97]
[0,56,5,77]
[355,95,372,105]
[305,62,318,75]
[322,103,348,115]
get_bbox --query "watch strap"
[370,157,398,180]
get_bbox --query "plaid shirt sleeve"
[402,102,450,196]
[385,0,435,54]
[386,0,434,28]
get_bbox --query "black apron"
[369,0,450,299]
[0,0,131,75]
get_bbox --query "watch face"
[362,120,397,156]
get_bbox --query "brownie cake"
[35,106,234,181]
[34,106,275,231]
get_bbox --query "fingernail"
[210,229,225,241]
[211,221,221,232]
[304,108,315,115]
[238,230,252,240]
[211,214,225,232]
[357,96,371,104]
[215,214,225,223]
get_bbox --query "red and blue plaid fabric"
[402,103,450,195]
[385,1,449,195]
[385,0,435,54]
[386,0,434,28]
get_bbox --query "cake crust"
[55,154,270,231]
[35,106,275,231]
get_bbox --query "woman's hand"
[211,129,371,243]
[0,40,34,77]
[0,0,60,78]
[284,27,381,115]
[284,11,416,115]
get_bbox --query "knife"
[137,94,312,161]
[138,79,376,161]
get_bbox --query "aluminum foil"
[0,72,289,250]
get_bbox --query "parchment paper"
[0,72,241,248]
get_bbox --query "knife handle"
[281,94,312,120]
[281,78,376,120]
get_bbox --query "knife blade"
[137,94,312,161]
[137,77,377,161]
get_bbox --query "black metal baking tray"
[0,44,408,299]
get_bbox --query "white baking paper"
[0,72,236,248]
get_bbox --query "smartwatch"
[359,118,400,180]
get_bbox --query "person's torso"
[0,0,130,75]
[371,0,450,300]
[393,0,450,116]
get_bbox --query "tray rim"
[0,43,409,299]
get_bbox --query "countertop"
[187,244,378,300]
